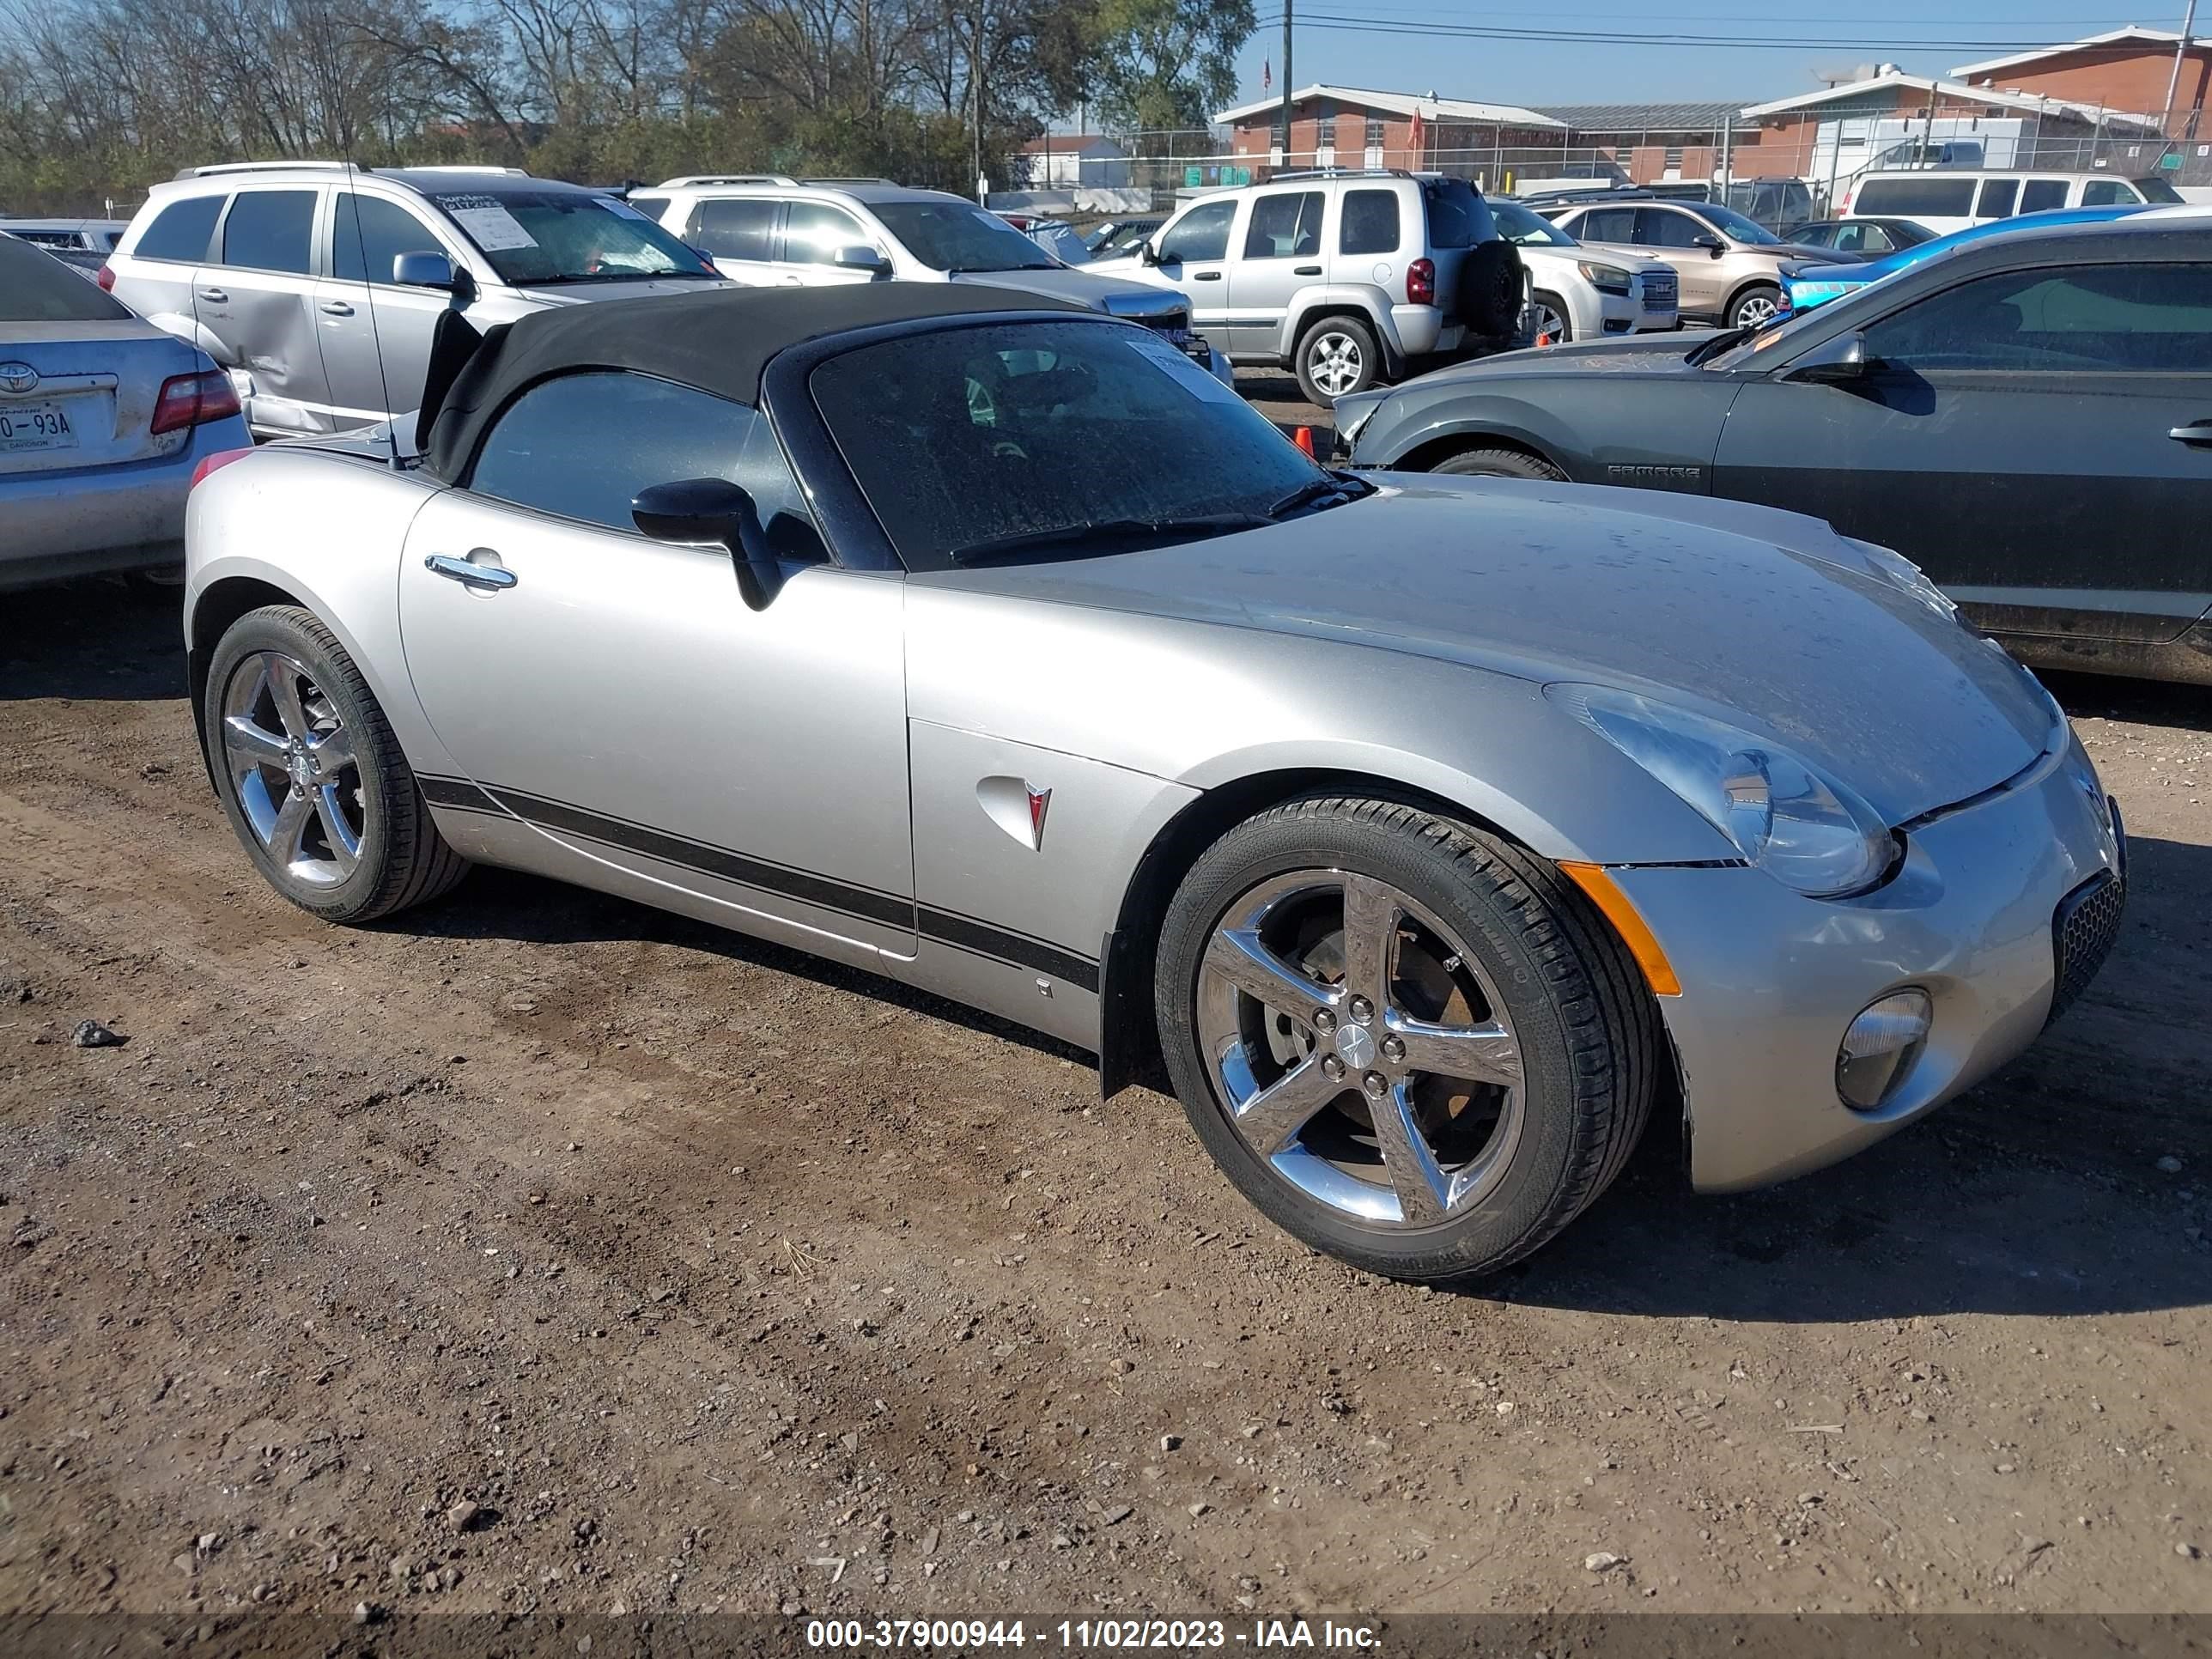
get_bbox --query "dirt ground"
[3,575,2209,1632]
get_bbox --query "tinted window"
[1158,200,1235,263]
[134,194,222,264]
[2020,179,2069,212]
[470,370,824,557]
[625,192,671,222]
[1492,200,1576,246]
[1684,202,1782,245]
[1637,208,1705,249]
[686,198,778,262]
[1863,262,2212,373]
[1422,179,1495,248]
[783,201,869,264]
[221,190,317,274]
[1243,191,1324,259]
[0,236,133,322]
[2136,175,2184,204]
[808,319,1328,572]
[1338,190,1401,255]
[1576,207,1638,244]
[1977,179,2020,219]
[332,193,445,284]
[2080,180,2134,207]
[1853,178,1977,218]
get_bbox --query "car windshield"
[811,319,1346,571]
[426,189,716,285]
[0,234,131,321]
[1688,202,1783,245]
[873,201,1057,272]
[2135,174,2185,204]
[1492,201,1577,246]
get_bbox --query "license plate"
[0,401,76,453]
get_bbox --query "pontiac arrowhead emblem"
[1026,785,1051,848]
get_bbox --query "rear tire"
[1459,240,1526,338]
[204,605,467,924]
[1153,794,1658,1284]
[1433,447,1567,483]
[1294,315,1381,404]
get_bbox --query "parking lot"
[2,572,2207,1621]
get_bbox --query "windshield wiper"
[1685,325,1753,365]
[945,262,1060,274]
[514,269,715,286]
[948,514,1267,566]
[1267,471,1375,518]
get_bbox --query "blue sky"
[1223,0,2192,112]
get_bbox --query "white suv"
[632,176,1234,388]
[1491,199,1677,342]
[1090,170,1528,404]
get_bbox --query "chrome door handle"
[197,288,228,302]
[424,553,517,589]
[2169,421,2212,446]
[319,300,355,316]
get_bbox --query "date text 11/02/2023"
[804,1618,1382,1649]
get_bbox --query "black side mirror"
[632,477,783,611]
[1782,330,1870,385]
[1693,233,1725,256]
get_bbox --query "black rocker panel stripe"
[417,775,1100,993]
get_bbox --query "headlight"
[1577,260,1632,296]
[1546,684,1899,897]
[1844,537,1955,620]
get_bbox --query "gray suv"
[106,163,723,436]
[1091,170,1527,404]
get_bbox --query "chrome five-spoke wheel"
[1197,868,1524,1229]
[220,650,365,887]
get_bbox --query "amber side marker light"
[1557,861,1682,998]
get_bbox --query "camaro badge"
[976,775,1053,851]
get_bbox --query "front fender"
[1354,390,1586,477]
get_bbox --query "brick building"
[1212,83,1563,177]
[1950,27,2209,133]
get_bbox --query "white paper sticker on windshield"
[447,203,538,252]
[1126,332,1236,403]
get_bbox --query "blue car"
[1783,204,2150,311]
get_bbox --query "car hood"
[1392,332,1705,386]
[925,480,2055,825]
[947,266,1186,319]
[1518,246,1670,276]
[520,276,731,304]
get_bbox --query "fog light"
[1836,990,1931,1111]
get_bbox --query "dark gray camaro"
[1339,218,2212,685]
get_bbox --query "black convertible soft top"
[420,283,1092,481]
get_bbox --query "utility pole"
[1276,0,1294,165]
[2163,0,2200,147]
[972,3,986,204]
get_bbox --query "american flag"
[1262,59,1272,91]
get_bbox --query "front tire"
[1530,291,1572,346]
[1729,283,1782,328]
[1294,315,1381,404]
[1433,447,1566,483]
[204,605,467,923]
[1153,795,1658,1284]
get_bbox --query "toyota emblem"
[0,362,38,395]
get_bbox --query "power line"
[1261,12,2138,49]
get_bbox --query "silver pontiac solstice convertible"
[183,284,2125,1283]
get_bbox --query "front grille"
[2047,868,2124,1027]
[1640,270,1678,308]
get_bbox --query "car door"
[1225,189,1325,356]
[113,192,223,346]
[397,368,917,954]
[778,199,880,286]
[317,189,462,427]
[1146,198,1239,348]
[683,197,782,285]
[194,187,337,434]
[1633,206,1726,314]
[1713,255,2212,645]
